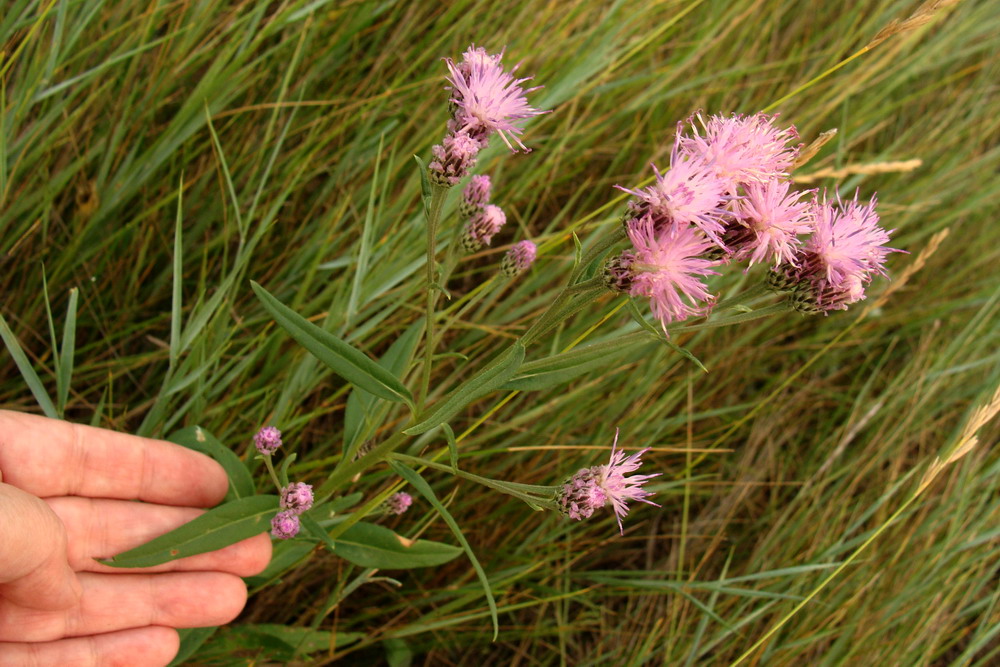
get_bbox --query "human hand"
[0,411,272,666]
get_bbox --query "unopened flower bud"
[460,174,492,219]
[602,251,637,293]
[429,127,483,188]
[385,492,413,515]
[461,204,506,253]
[254,426,282,455]
[501,240,537,277]
[270,510,300,539]
[280,482,314,514]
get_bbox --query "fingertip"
[238,533,274,577]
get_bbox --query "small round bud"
[385,492,413,515]
[501,240,537,277]
[602,251,637,293]
[254,426,282,455]
[461,204,506,253]
[270,510,300,539]
[460,174,492,219]
[280,482,314,514]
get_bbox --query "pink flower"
[557,429,660,534]
[616,143,731,244]
[280,482,314,515]
[501,240,537,277]
[728,179,815,267]
[445,47,547,151]
[678,113,799,190]
[271,510,300,539]
[253,426,282,455]
[386,492,413,515]
[429,126,484,187]
[626,216,720,330]
[461,203,507,252]
[785,191,899,311]
[461,174,492,218]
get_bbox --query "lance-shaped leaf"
[322,520,463,569]
[101,495,279,568]
[168,426,255,500]
[251,281,413,406]
[404,342,525,435]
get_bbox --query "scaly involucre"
[678,113,799,190]
[627,216,720,330]
[616,143,731,244]
[729,179,815,267]
[558,429,660,534]
[789,191,898,310]
[445,46,547,151]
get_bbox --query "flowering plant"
[99,44,901,644]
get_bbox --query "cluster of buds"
[605,112,900,331]
[253,425,316,540]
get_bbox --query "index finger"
[0,411,230,507]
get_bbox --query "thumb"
[0,482,82,610]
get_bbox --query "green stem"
[672,301,793,333]
[316,431,408,501]
[713,281,771,311]
[391,453,559,508]
[263,455,282,492]
[571,224,627,283]
[417,186,448,411]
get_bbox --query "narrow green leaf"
[404,342,525,435]
[443,423,459,473]
[389,461,499,639]
[572,231,583,269]
[300,512,337,553]
[505,333,652,391]
[0,312,58,418]
[102,495,278,568]
[414,154,432,216]
[169,628,217,667]
[278,452,297,488]
[348,132,382,320]
[344,319,424,454]
[168,426,255,500]
[170,178,183,367]
[251,281,413,406]
[325,520,463,569]
[57,287,78,413]
[627,298,707,373]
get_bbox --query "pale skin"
[0,411,272,667]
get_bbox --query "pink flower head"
[557,429,660,534]
[461,174,492,218]
[501,240,537,277]
[462,203,507,252]
[787,190,899,311]
[254,426,282,455]
[626,216,720,330]
[616,143,731,244]
[386,492,413,515]
[280,482,314,515]
[445,47,547,151]
[678,113,799,191]
[271,510,300,539]
[429,126,484,187]
[728,179,815,267]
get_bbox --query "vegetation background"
[2,0,999,664]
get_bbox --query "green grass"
[3,0,999,664]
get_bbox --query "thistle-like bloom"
[254,426,282,455]
[280,482,314,515]
[445,47,546,151]
[616,144,730,244]
[557,429,660,534]
[501,240,537,277]
[727,179,815,267]
[271,510,300,539]
[626,216,720,330]
[461,203,506,252]
[429,126,484,187]
[783,191,898,312]
[678,113,799,190]
[386,492,413,516]
[460,174,492,218]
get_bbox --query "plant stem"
[418,186,448,412]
